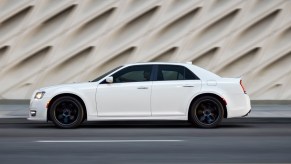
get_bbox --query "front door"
[96,65,153,117]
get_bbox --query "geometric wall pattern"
[0,0,290,100]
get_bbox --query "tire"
[49,96,84,129]
[189,96,224,128]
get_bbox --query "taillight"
[240,80,247,94]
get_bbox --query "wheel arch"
[188,93,227,120]
[47,93,87,121]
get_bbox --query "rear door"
[151,65,201,116]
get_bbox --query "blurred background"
[0,0,290,100]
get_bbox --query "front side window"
[112,65,153,83]
[157,65,199,81]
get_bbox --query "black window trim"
[99,64,200,84]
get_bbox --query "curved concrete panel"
[0,0,290,100]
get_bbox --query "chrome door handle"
[137,86,148,89]
[182,85,194,87]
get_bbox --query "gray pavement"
[0,103,29,118]
[0,118,291,163]
[0,101,291,163]
[249,103,291,117]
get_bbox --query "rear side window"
[157,65,199,81]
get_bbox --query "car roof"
[125,62,192,67]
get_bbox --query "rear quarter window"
[157,65,199,81]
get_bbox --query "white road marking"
[36,140,183,143]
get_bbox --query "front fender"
[47,86,98,119]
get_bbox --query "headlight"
[34,91,45,99]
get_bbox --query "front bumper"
[27,97,50,121]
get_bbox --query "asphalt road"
[0,118,291,164]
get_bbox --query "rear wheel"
[189,96,224,128]
[50,96,84,128]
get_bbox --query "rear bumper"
[227,94,251,118]
[244,109,251,117]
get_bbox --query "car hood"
[38,83,84,91]
[37,82,95,92]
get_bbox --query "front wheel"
[189,96,224,128]
[49,96,84,129]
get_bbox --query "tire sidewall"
[189,96,224,128]
[50,96,84,129]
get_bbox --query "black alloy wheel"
[189,96,224,128]
[50,96,84,128]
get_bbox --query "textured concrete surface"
[0,0,291,100]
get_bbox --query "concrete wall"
[0,0,290,100]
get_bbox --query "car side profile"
[28,62,251,128]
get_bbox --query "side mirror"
[105,76,113,83]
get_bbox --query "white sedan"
[28,62,251,128]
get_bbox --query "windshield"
[91,66,123,82]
